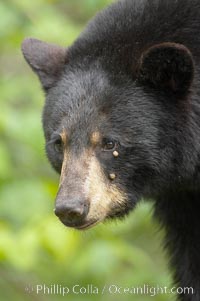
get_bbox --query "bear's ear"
[137,42,194,95]
[21,38,67,91]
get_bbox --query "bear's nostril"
[55,205,82,217]
[54,201,88,225]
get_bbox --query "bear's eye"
[54,137,63,153]
[102,139,116,151]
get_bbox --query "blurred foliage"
[0,0,174,300]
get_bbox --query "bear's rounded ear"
[137,42,194,95]
[21,38,68,91]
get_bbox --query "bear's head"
[22,38,194,229]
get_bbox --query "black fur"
[21,0,200,300]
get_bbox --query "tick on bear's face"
[21,37,194,230]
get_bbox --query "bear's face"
[42,65,164,229]
[21,38,194,229]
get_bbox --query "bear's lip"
[57,216,103,230]
[75,219,101,230]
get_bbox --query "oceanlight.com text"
[25,283,194,297]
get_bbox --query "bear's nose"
[54,200,89,226]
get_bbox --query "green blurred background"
[0,0,173,300]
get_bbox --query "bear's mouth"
[75,219,102,230]
[57,216,103,230]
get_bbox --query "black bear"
[22,0,200,300]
